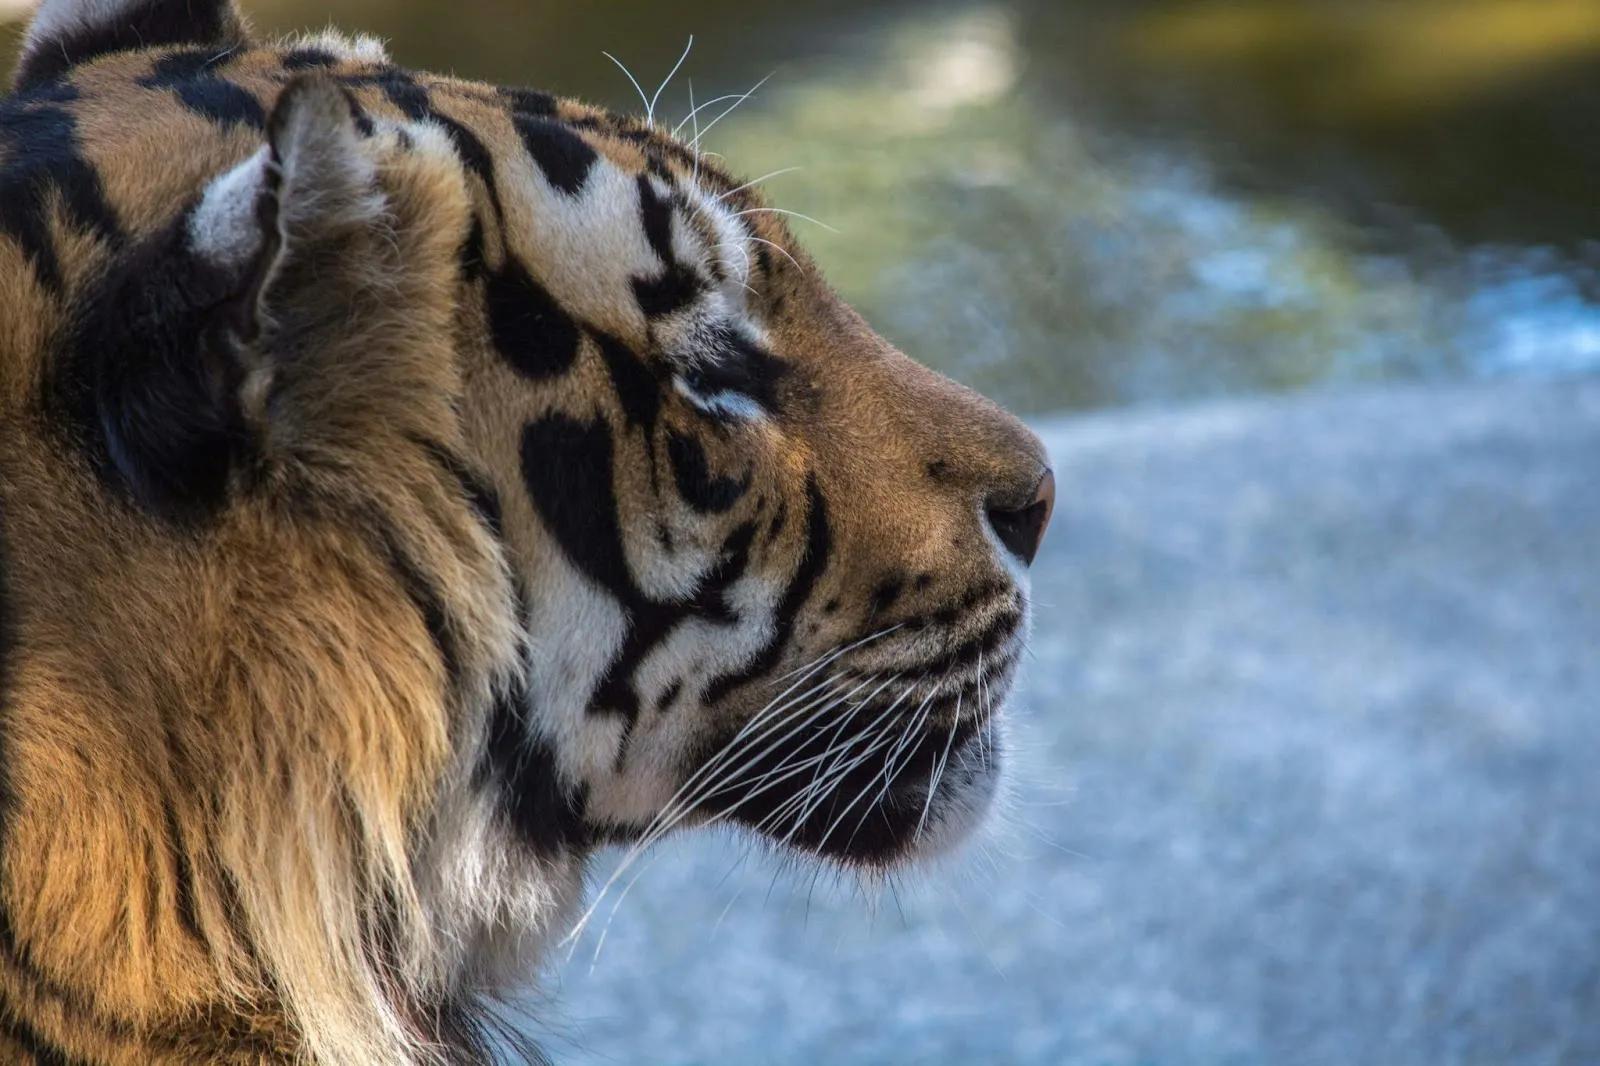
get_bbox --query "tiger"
[0,0,1055,1060]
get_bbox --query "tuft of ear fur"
[15,0,252,92]
[56,74,386,520]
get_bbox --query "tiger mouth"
[690,606,1026,868]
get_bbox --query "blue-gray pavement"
[550,381,1600,1066]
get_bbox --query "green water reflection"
[3,0,1597,413]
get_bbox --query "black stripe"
[521,414,765,730]
[591,520,756,746]
[14,0,243,91]
[486,685,589,855]
[369,519,462,690]
[636,174,674,264]
[900,578,1007,632]
[343,69,505,215]
[514,115,596,198]
[591,329,662,433]
[282,48,339,71]
[485,256,581,380]
[363,67,430,120]
[49,213,248,520]
[667,432,749,514]
[0,1009,83,1066]
[942,608,1023,673]
[458,213,487,281]
[0,905,136,1042]
[0,101,122,293]
[138,50,263,130]
[656,679,683,714]
[633,262,702,319]
[562,111,700,176]
[520,415,633,604]
[407,434,505,540]
[631,175,702,318]
[703,476,831,705]
[765,500,788,546]
[431,112,504,216]
[500,86,557,117]
[677,325,790,415]
[870,576,906,616]
[160,797,207,949]
[214,865,260,976]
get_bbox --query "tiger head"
[2,0,1051,1050]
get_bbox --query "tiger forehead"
[0,39,788,295]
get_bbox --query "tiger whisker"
[711,880,748,939]
[575,667,884,920]
[592,684,892,955]
[839,687,939,854]
[671,93,749,138]
[647,36,694,128]
[600,50,652,118]
[915,694,962,843]
[625,674,854,840]
[565,627,906,952]
[705,675,898,827]
[974,652,993,770]
[773,624,901,686]
[777,720,906,852]
[750,682,904,845]
[687,77,701,192]
[716,166,803,202]
[563,676,855,951]
[753,705,889,840]
[784,685,919,851]
[753,677,884,831]
[742,692,891,843]
[704,681,888,824]
[750,726,880,841]
[686,670,884,808]
[746,236,803,273]
[734,206,839,234]
[689,71,775,152]
[811,726,914,857]
[650,632,885,814]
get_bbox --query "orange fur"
[0,4,1049,1061]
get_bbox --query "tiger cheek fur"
[0,0,1052,1061]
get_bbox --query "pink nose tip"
[987,469,1055,566]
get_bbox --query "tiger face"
[0,0,1051,1057]
[456,87,1056,870]
[473,95,1056,870]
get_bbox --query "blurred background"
[5,2,1598,1063]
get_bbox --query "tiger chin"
[0,0,1054,1061]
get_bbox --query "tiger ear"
[15,0,252,92]
[192,71,382,320]
[61,75,383,519]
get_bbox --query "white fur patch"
[505,157,658,335]
[674,378,766,422]
[523,566,632,782]
[283,28,390,65]
[23,0,147,54]
[188,146,269,266]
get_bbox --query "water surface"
[3,0,1597,412]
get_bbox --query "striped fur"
[0,0,1052,1060]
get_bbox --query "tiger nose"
[986,469,1055,566]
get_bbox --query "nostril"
[986,469,1055,566]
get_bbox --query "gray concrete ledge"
[559,380,1600,1066]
